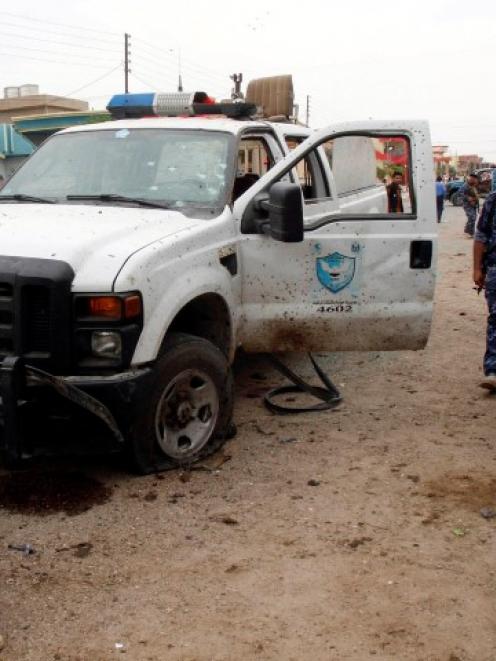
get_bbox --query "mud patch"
[423,473,496,512]
[0,470,112,516]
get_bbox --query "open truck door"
[234,120,436,352]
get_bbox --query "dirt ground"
[1,205,495,661]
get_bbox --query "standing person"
[435,175,446,222]
[386,172,404,213]
[473,190,496,389]
[461,173,479,237]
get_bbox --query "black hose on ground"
[263,353,342,414]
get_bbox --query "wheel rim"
[154,368,219,459]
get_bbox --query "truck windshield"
[0,128,233,209]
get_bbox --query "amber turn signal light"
[88,296,122,319]
[123,294,142,319]
[78,294,142,321]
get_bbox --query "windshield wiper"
[66,194,172,210]
[0,193,56,204]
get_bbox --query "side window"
[285,137,329,201]
[321,134,413,215]
[233,136,274,201]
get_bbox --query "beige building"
[0,85,88,123]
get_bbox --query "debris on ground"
[209,514,239,525]
[348,537,373,549]
[480,507,496,519]
[8,543,36,556]
[73,542,93,558]
[307,479,320,487]
[55,542,93,558]
[452,527,467,537]
[190,453,232,473]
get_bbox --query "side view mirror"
[266,182,304,242]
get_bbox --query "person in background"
[461,173,480,237]
[386,172,404,213]
[435,175,446,222]
[0,176,4,190]
[473,190,496,390]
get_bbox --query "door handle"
[410,240,432,269]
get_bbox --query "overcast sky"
[1,0,495,160]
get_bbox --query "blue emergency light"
[107,91,257,120]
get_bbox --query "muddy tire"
[129,333,234,474]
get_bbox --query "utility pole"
[124,33,131,93]
[230,73,243,100]
[306,95,311,127]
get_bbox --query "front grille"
[0,282,14,356]
[23,286,51,353]
[0,257,75,373]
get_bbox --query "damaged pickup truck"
[0,83,436,472]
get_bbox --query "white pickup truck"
[0,90,436,472]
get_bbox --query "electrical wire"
[0,42,117,65]
[62,64,123,98]
[130,64,178,88]
[0,49,118,69]
[132,52,180,76]
[133,37,228,84]
[132,53,228,95]
[16,64,123,109]
[0,29,121,54]
[0,19,121,45]
[0,10,121,37]
[129,72,163,92]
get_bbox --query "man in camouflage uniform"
[474,190,496,389]
[461,173,479,236]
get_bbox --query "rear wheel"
[129,333,234,473]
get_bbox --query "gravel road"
[0,205,495,661]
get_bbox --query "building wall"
[0,95,88,123]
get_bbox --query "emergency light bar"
[107,91,257,120]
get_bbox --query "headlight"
[91,331,122,359]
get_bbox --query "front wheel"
[129,333,234,473]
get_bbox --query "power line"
[63,64,123,98]
[0,49,119,69]
[15,64,123,110]
[133,37,228,84]
[0,29,121,54]
[0,42,117,65]
[129,72,163,92]
[0,10,121,37]
[133,54,227,94]
[0,19,121,45]
[131,62,178,88]
[132,53,182,78]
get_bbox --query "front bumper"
[0,357,153,463]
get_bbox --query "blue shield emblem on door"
[316,252,356,293]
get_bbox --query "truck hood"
[0,203,202,289]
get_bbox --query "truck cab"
[0,88,437,471]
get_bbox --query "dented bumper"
[0,357,153,463]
